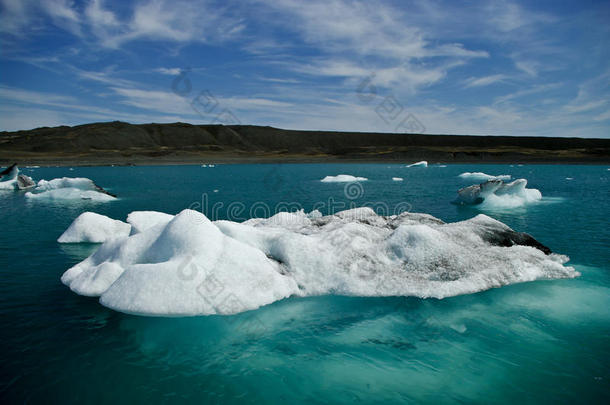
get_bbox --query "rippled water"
[1,164,608,403]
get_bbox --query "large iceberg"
[455,179,542,208]
[60,208,577,316]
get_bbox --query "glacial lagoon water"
[1,163,609,403]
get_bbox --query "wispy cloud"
[155,67,182,75]
[464,74,507,88]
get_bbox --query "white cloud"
[155,67,182,75]
[593,110,610,122]
[84,0,245,48]
[564,100,606,114]
[464,74,507,88]
[515,60,539,76]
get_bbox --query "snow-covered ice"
[58,212,131,243]
[455,179,542,208]
[458,172,511,181]
[406,161,428,167]
[321,174,368,182]
[60,207,577,316]
[25,177,116,202]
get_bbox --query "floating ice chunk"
[321,174,368,182]
[127,211,174,235]
[455,179,542,208]
[392,177,404,181]
[17,174,35,189]
[458,172,511,181]
[62,210,298,314]
[0,163,19,190]
[26,188,116,201]
[0,178,17,190]
[58,212,131,243]
[25,177,116,202]
[62,207,577,316]
[406,161,427,167]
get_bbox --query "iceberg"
[0,163,19,190]
[392,177,404,181]
[60,207,577,316]
[321,174,368,182]
[406,161,427,167]
[25,177,116,202]
[58,212,131,243]
[458,172,511,181]
[0,164,36,191]
[1,164,115,201]
[455,179,542,208]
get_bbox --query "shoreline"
[3,155,609,167]
[2,122,609,166]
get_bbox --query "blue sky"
[0,0,608,137]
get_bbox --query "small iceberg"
[0,163,35,191]
[406,161,427,168]
[392,177,404,181]
[454,179,542,209]
[321,174,368,182]
[25,177,116,202]
[60,207,576,316]
[1,164,115,201]
[458,172,511,181]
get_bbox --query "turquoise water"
[1,164,608,403]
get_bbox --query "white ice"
[60,207,577,316]
[455,179,542,208]
[0,165,19,190]
[58,212,131,243]
[392,177,404,181]
[321,174,368,182]
[458,172,511,181]
[127,211,174,235]
[25,177,116,202]
[406,161,428,167]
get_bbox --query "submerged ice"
[60,208,577,316]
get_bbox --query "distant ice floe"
[0,164,115,201]
[406,161,428,168]
[321,174,368,182]
[25,178,116,202]
[455,179,542,209]
[458,172,511,181]
[60,208,577,316]
[392,177,404,181]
